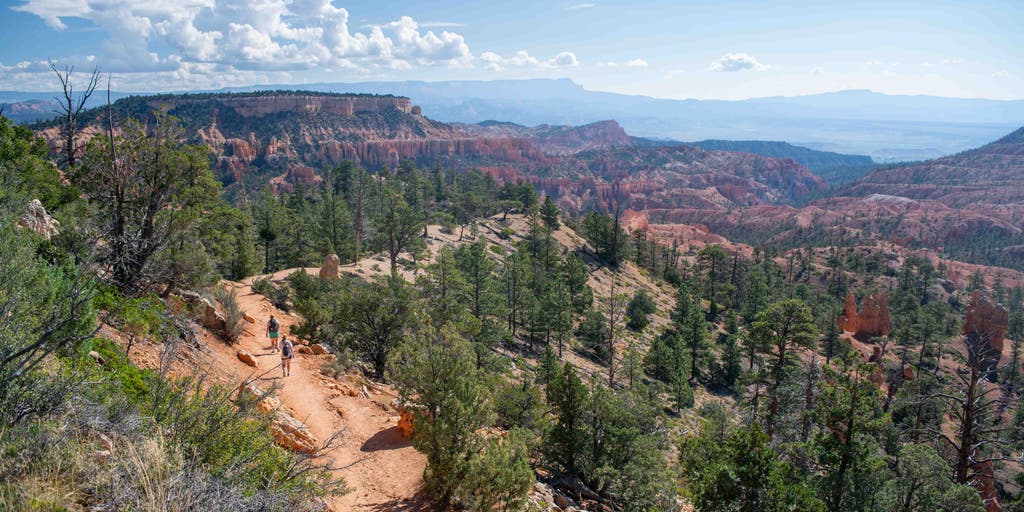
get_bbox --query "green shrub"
[626,289,657,331]
[214,287,245,343]
[76,337,156,402]
[252,276,274,296]
[251,277,291,312]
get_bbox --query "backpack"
[268,318,279,332]
[282,341,293,358]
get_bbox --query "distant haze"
[5,79,1023,161]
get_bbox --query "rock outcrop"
[837,291,891,339]
[397,409,415,439]
[237,383,319,453]
[963,291,1009,375]
[177,291,227,334]
[319,254,340,280]
[17,199,60,240]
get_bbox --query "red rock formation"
[319,254,340,280]
[837,291,859,332]
[858,294,891,337]
[963,291,1009,374]
[837,291,891,339]
[971,461,1004,512]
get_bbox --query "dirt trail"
[209,277,430,511]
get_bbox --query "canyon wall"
[151,94,413,118]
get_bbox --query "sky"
[0,0,1021,100]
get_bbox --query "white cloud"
[864,60,902,69]
[597,58,646,68]
[811,67,825,75]
[565,3,596,10]
[710,53,769,72]
[551,51,579,67]
[8,0,475,81]
[992,70,1009,78]
[418,21,467,28]
[481,50,578,71]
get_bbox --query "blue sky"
[1,0,1020,99]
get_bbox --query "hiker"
[281,335,294,377]
[267,315,280,352]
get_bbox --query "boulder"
[925,283,953,305]
[554,493,575,510]
[903,366,915,381]
[16,199,60,240]
[319,253,341,280]
[88,350,106,366]
[296,345,313,355]
[242,312,256,324]
[237,349,259,368]
[867,346,883,363]
[963,291,1009,375]
[203,304,227,332]
[92,449,113,464]
[270,414,319,454]
[178,291,227,333]
[310,343,329,355]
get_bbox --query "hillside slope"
[119,213,678,511]
[689,139,877,184]
[844,126,1024,207]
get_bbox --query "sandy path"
[213,279,430,511]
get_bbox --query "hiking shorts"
[269,331,279,339]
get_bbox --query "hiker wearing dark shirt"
[281,336,294,377]
[267,315,280,352]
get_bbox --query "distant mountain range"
[6,79,1024,161]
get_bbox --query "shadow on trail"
[366,488,435,511]
[360,426,414,452]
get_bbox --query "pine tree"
[720,333,743,388]
[672,368,695,412]
[501,250,532,337]
[389,323,492,507]
[540,195,560,230]
[544,363,590,475]
[561,253,593,314]
[751,299,819,439]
